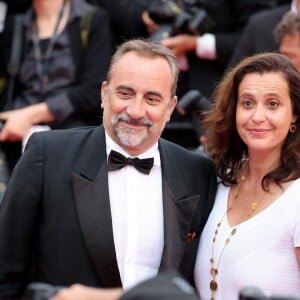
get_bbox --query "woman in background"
[0,0,111,171]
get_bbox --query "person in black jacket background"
[0,0,112,172]
[91,0,277,149]
[227,0,300,68]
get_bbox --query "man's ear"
[100,81,108,109]
[166,96,178,122]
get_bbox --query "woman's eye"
[242,99,253,108]
[267,101,279,109]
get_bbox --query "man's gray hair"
[274,11,300,43]
[106,39,179,97]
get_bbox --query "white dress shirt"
[105,134,164,290]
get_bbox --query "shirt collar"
[105,133,161,167]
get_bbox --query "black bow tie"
[107,150,154,175]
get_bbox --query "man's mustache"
[116,113,153,127]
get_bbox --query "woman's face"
[236,72,296,158]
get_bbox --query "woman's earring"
[290,123,296,133]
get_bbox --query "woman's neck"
[246,154,280,187]
[33,0,65,19]
[33,0,69,39]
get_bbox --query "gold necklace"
[209,170,266,300]
[209,175,243,300]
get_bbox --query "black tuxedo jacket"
[228,4,289,69]
[0,126,217,299]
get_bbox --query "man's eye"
[146,97,160,104]
[117,91,133,98]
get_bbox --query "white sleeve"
[196,33,217,60]
[0,1,7,33]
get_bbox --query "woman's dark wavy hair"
[203,52,300,189]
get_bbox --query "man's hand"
[142,11,159,34]
[51,284,123,300]
[161,34,197,56]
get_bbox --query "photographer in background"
[89,0,149,47]
[274,10,300,71]
[228,0,300,69]
[144,0,276,97]
[80,1,276,149]
[140,0,276,148]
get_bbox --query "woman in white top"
[195,52,300,300]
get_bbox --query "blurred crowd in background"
[0,0,296,175]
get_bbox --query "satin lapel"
[72,127,121,287]
[158,140,199,271]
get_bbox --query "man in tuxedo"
[0,39,217,299]
[274,10,300,70]
[228,0,300,68]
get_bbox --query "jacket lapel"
[72,126,121,287]
[158,140,199,271]
[71,130,198,283]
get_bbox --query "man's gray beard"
[110,113,153,147]
[114,126,149,147]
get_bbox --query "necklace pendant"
[210,267,218,276]
[210,279,218,291]
[251,202,258,210]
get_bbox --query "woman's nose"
[251,106,267,123]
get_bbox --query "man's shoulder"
[159,138,213,165]
[31,126,101,146]
[248,4,289,24]
[38,125,97,136]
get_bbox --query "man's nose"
[126,98,146,119]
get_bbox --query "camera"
[239,286,300,300]
[174,89,211,144]
[26,282,64,300]
[147,0,215,42]
[176,89,211,116]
